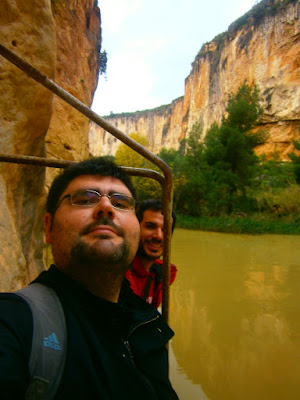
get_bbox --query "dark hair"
[136,199,176,232]
[46,157,137,216]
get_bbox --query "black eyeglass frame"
[55,189,137,212]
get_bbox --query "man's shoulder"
[0,291,36,330]
[151,259,178,271]
[130,256,149,277]
[150,260,177,290]
[0,291,32,312]
[0,291,33,346]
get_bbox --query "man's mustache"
[147,238,162,244]
[80,216,124,236]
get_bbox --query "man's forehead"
[141,209,174,227]
[142,209,164,223]
[62,175,132,196]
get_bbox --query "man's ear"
[45,213,53,244]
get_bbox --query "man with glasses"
[0,158,178,399]
[126,199,177,308]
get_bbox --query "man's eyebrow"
[144,221,157,227]
[78,188,130,196]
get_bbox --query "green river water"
[168,229,300,400]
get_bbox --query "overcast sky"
[92,0,258,116]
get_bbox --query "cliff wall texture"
[90,0,300,160]
[0,0,100,290]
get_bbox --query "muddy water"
[169,229,300,400]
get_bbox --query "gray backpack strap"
[15,283,67,400]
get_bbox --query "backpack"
[15,283,67,400]
[141,262,163,300]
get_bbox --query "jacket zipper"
[124,315,160,399]
[123,340,135,363]
[127,315,160,338]
[122,315,159,363]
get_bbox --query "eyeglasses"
[56,189,136,211]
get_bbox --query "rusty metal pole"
[0,44,173,322]
[0,154,165,184]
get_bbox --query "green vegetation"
[229,0,297,34]
[99,50,108,76]
[288,139,300,184]
[158,82,300,234]
[159,82,268,217]
[176,214,300,235]
[114,132,162,201]
[110,82,300,235]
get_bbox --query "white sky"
[92,0,258,116]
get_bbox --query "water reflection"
[169,229,300,400]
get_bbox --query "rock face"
[90,0,300,160]
[0,0,100,290]
[46,0,101,184]
[89,97,184,156]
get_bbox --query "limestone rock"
[46,0,101,184]
[0,0,56,290]
[90,0,300,161]
[0,0,101,290]
[0,177,27,291]
[89,97,184,156]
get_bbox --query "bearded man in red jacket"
[125,199,177,308]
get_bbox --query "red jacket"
[125,257,177,308]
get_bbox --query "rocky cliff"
[90,0,300,160]
[0,0,101,290]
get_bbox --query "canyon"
[0,0,299,290]
[90,0,300,161]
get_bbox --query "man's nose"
[92,195,114,218]
[153,228,163,241]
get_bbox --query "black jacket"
[0,266,178,399]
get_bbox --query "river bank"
[176,214,300,235]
